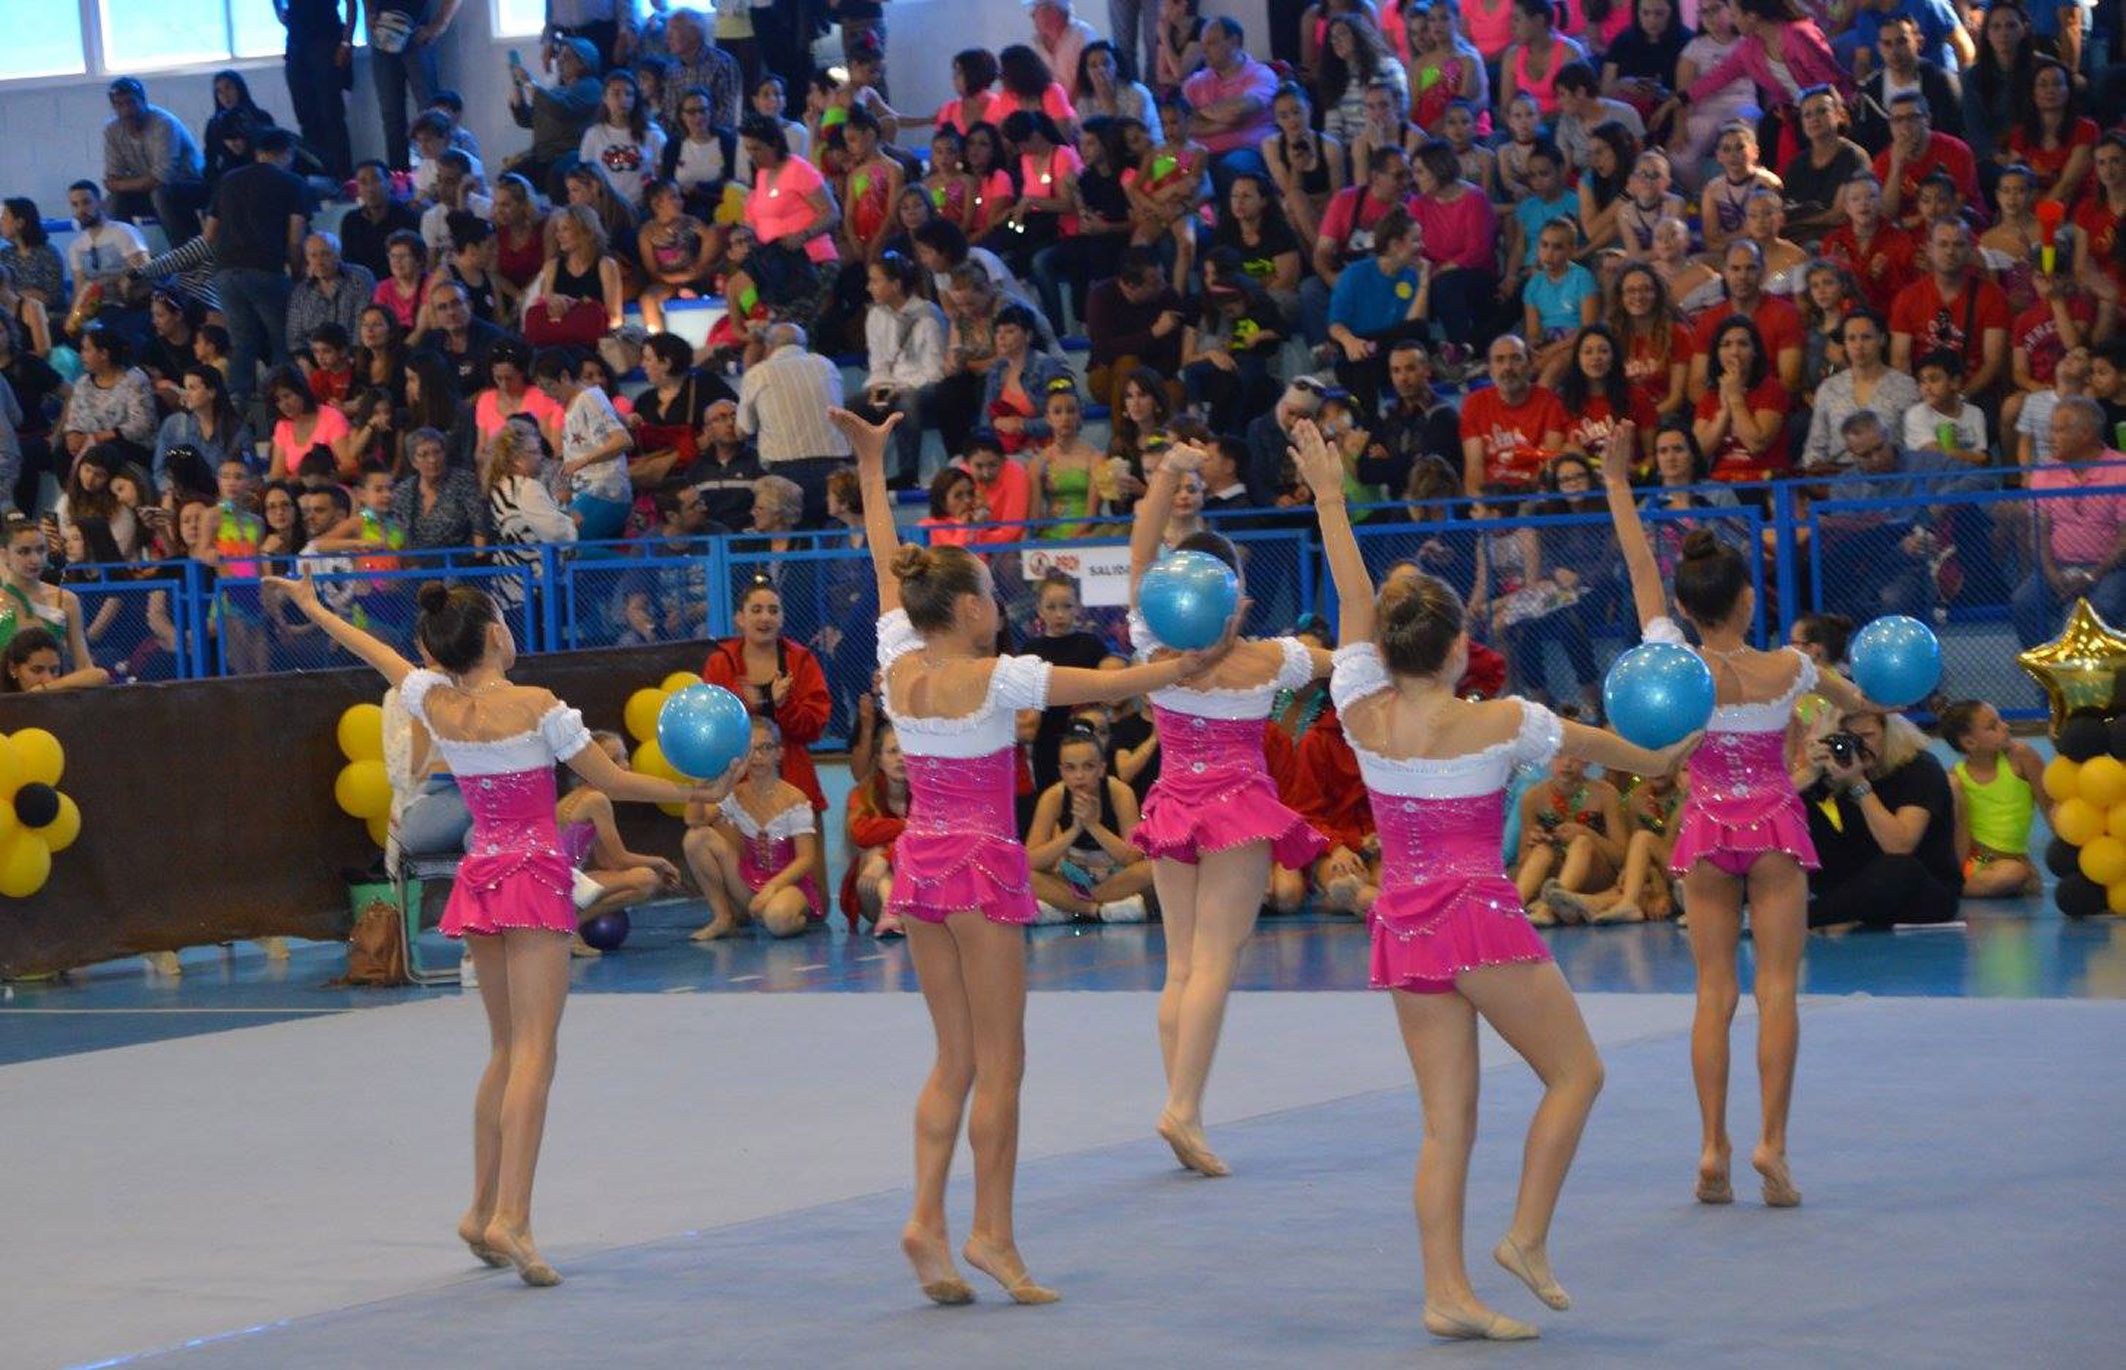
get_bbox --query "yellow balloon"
[0,735,22,797]
[2080,835,2126,886]
[10,728,64,787]
[658,800,689,818]
[0,832,51,898]
[2109,880,2126,916]
[0,799,16,847]
[2108,802,2126,841]
[633,739,678,780]
[2079,755,2126,808]
[37,792,79,852]
[366,813,391,847]
[337,703,386,762]
[662,670,702,694]
[625,687,668,744]
[2043,756,2082,803]
[2055,797,2106,846]
[334,759,393,820]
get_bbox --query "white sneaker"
[1098,895,1148,923]
[1033,901,1073,925]
[460,952,478,988]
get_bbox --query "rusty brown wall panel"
[0,643,716,977]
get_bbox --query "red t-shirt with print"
[1888,273,2012,377]
[1693,377,1793,480]
[1819,221,1919,315]
[1459,384,1569,489]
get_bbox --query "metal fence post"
[539,544,562,653]
[1772,483,1801,645]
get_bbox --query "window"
[0,0,87,79]
[494,0,545,39]
[0,0,354,82]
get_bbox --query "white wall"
[0,1,1276,214]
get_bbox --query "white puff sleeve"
[877,609,924,672]
[1785,649,1820,699]
[989,653,1055,712]
[1127,607,1158,661]
[538,701,594,763]
[1508,699,1566,770]
[1330,642,1392,711]
[398,669,448,729]
[1275,636,1316,690]
[1643,616,1688,647]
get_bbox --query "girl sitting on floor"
[684,717,824,938]
[1942,700,2051,899]
[555,730,686,954]
[1513,718,1627,926]
[1026,724,1155,923]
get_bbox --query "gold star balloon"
[2018,598,2126,734]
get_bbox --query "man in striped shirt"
[736,322,853,528]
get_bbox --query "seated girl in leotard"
[1513,731,1628,926]
[1941,699,2050,899]
[1026,723,1154,922]
[1293,418,1694,1343]
[831,405,1240,1307]
[1602,422,1879,1210]
[684,716,824,938]
[554,730,686,955]
[271,571,733,1288]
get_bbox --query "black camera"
[1824,731,1869,767]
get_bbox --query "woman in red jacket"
[843,719,910,937]
[702,578,834,921]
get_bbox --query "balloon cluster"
[332,703,392,847]
[2018,600,2126,918]
[624,672,711,818]
[0,728,80,897]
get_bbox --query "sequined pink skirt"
[887,833,1036,926]
[440,850,578,937]
[1667,796,1819,878]
[738,835,825,918]
[1370,876,1553,994]
[1136,709,1326,869]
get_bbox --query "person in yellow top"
[1941,700,2051,899]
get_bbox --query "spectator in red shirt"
[1689,239,1805,396]
[1872,90,1978,230]
[1819,175,1916,316]
[1888,217,2011,399]
[2073,132,2126,301]
[962,431,1034,542]
[1459,333,1569,494]
[2005,57,2097,208]
[1298,145,1418,346]
[2006,266,2102,444]
[1692,315,1793,481]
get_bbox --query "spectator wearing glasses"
[1871,90,1978,230]
[2012,395,2126,645]
[1301,145,1417,348]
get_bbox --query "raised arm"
[1290,417,1375,647]
[1128,442,1204,604]
[827,407,906,614]
[266,568,416,687]
[1601,422,1667,631]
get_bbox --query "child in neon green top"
[1941,700,2050,899]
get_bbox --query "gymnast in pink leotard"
[1296,421,1693,1344]
[273,573,730,1290]
[832,406,1237,1310]
[1126,442,1331,1178]
[1603,423,1876,1213]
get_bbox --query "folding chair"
[389,835,464,986]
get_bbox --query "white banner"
[1021,545,1134,607]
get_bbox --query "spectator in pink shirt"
[2015,396,2126,645]
[1409,140,1499,352]
[1181,16,1279,195]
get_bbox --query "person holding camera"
[1794,706,1963,929]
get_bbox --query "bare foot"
[962,1236,1059,1305]
[901,1222,973,1305]
[1157,1112,1231,1177]
[1525,900,1557,928]
[1422,1297,1539,1341]
[1696,1144,1733,1204]
[259,936,290,961]
[482,1222,562,1287]
[1753,1145,1801,1207]
[458,1212,506,1267]
[1493,1235,1571,1310]
[570,936,603,958]
[690,918,740,942]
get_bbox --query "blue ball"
[580,910,631,951]
[1139,550,1239,650]
[657,684,753,780]
[1849,614,1942,709]
[1603,642,1716,750]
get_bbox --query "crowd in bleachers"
[0,0,2104,938]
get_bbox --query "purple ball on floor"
[580,910,631,951]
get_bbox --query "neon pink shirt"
[746,156,840,265]
[1181,57,1279,154]
[983,84,1079,129]
[1411,187,1498,273]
